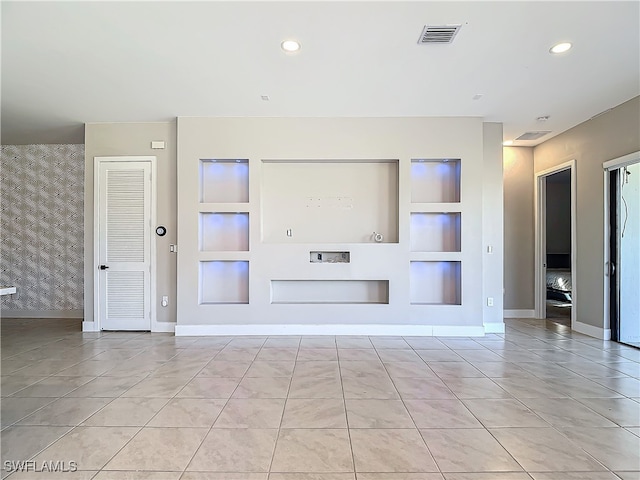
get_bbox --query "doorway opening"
[535,160,577,330]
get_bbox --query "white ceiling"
[2,1,639,146]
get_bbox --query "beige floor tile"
[443,474,532,480]
[92,472,180,480]
[575,397,640,426]
[1,376,47,397]
[392,377,456,399]
[300,337,337,348]
[54,360,115,376]
[429,362,484,378]
[337,349,379,361]
[214,398,285,428]
[529,473,623,480]
[148,398,226,427]
[263,337,301,348]
[177,377,241,398]
[232,377,291,398]
[294,361,341,378]
[350,428,438,472]
[612,472,640,480]
[271,429,353,473]
[297,349,339,361]
[288,376,343,399]
[520,397,617,427]
[187,428,278,472]
[18,397,112,426]
[121,376,189,398]
[342,375,399,399]
[32,426,139,470]
[197,360,251,377]
[254,348,299,361]
[404,399,481,428]
[370,339,410,349]
[462,399,548,427]
[0,397,55,427]
[215,347,260,362]
[82,397,168,426]
[440,378,512,399]
[182,473,267,480]
[489,427,607,472]
[11,376,95,398]
[246,361,295,377]
[339,361,388,378]
[269,474,355,480]
[357,475,444,480]
[6,471,98,479]
[64,376,142,397]
[558,427,640,471]
[345,399,414,428]
[420,428,523,472]
[104,427,208,471]
[281,398,347,428]
[415,350,463,362]
[336,337,373,349]
[1,425,72,465]
[377,350,422,363]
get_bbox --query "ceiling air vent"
[418,25,462,44]
[515,131,551,141]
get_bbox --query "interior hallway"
[1,318,639,479]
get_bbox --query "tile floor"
[1,318,639,480]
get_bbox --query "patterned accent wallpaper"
[1,144,85,312]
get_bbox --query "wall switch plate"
[161,295,168,307]
[151,141,165,149]
[170,244,177,253]
[487,297,494,307]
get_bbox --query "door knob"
[99,265,109,270]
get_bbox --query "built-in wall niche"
[199,213,249,251]
[261,160,399,243]
[410,213,461,252]
[200,159,249,203]
[199,261,249,304]
[271,280,389,304]
[411,159,461,203]
[410,261,461,305]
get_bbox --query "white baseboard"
[504,309,535,318]
[574,321,612,340]
[175,324,487,337]
[82,321,99,332]
[1,309,83,319]
[152,322,176,333]
[484,322,506,334]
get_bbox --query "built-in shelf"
[199,212,249,252]
[199,261,249,304]
[410,261,461,305]
[410,213,461,252]
[411,159,461,203]
[271,280,388,304]
[200,159,249,203]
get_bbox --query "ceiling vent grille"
[418,25,462,44]
[515,131,551,141]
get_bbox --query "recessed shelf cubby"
[199,261,249,304]
[199,213,249,251]
[411,159,461,203]
[410,261,461,305]
[200,159,249,203]
[410,213,461,252]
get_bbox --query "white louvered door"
[98,161,151,330]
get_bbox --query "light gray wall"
[1,144,84,317]
[503,146,534,310]
[534,96,640,330]
[84,122,177,325]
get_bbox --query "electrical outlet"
[487,297,494,307]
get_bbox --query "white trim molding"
[1,309,84,319]
[175,324,487,337]
[574,321,612,341]
[483,322,506,334]
[82,321,99,332]
[153,322,176,333]
[504,309,536,318]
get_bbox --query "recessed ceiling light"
[502,140,514,146]
[549,42,572,54]
[281,40,301,53]
[472,94,483,101]
[261,95,270,101]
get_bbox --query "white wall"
[176,117,504,335]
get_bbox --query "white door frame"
[534,159,577,329]
[603,151,640,337]
[93,155,157,331]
